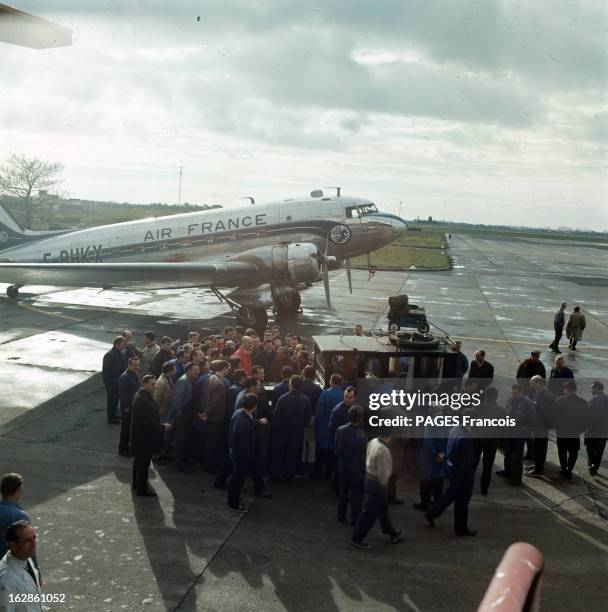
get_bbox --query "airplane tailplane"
[0,202,64,251]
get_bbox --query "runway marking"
[12,301,83,322]
[455,334,608,352]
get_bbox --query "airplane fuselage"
[0,195,406,270]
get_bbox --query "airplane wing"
[0,261,259,289]
[0,3,73,48]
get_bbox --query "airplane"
[0,189,407,328]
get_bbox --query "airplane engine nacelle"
[230,242,331,285]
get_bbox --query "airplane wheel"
[274,293,302,315]
[388,322,399,333]
[238,306,268,330]
[6,285,20,300]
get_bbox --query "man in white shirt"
[0,521,42,611]
[350,436,403,549]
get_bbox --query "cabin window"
[346,204,378,218]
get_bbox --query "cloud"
[0,0,605,228]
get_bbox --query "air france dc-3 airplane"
[0,189,407,328]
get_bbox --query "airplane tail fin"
[0,202,66,251]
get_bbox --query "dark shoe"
[390,529,404,544]
[495,470,508,477]
[119,450,132,458]
[525,470,542,477]
[455,529,477,537]
[589,467,598,476]
[555,349,562,354]
[136,489,157,497]
[349,540,371,550]
[425,513,435,528]
[565,471,573,481]
[412,502,428,512]
[228,504,248,513]
[256,490,273,499]
[388,497,404,505]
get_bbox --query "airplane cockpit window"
[346,204,378,218]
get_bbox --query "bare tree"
[0,153,63,228]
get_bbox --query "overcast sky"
[1,1,606,229]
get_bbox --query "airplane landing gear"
[272,292,302,317]
[6,284,22,300]
[210,287,269,331]
[237,305,268,330]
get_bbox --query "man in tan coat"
[153,361,175,463]
[566,306,586,350]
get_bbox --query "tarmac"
[0,233,606,611]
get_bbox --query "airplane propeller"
[345,257,352,294]
[314,233,337,310]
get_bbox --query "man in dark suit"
[227,394,272,512]
[555,380,587,480]
[497,383,535,485]
[335,406,367,525]
[301,366,322,470]
[426,417,477,536]
[467,350,494,390]
[271,375,312,483]
[472,387,505,494]
[549,302,567,353]
[525,376,555,477]
[130,375,167,496]
[586,381,608,476]
[102,336,127,424]
[118,356,141,457]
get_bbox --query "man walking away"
[131,375,167,496]
[586,381,608,476]
[335,407,367,525]
[549,302,567,353]
[566,306,586,350]
[118,357,141,457]
[426,417,477,536]
[102,336,127,424]
[350,435,403,549]
[227,394,272,512]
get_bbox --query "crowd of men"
[1,304,605,602]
